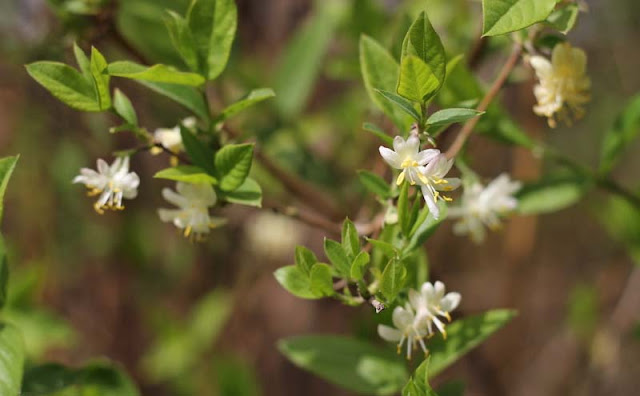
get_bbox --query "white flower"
[529,42,591,127]
[73,157,140,214]
[449,174,522,243]
[158,181,221,239]
[379,134,439,186]
[151,117,197,154]
[418,153,461,219]
[377,304,429,360]
[408,281,461,339]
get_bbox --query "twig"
[445,42,524,159]
[264,199,341,237]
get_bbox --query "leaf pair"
[274,246,334,300]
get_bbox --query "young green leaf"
[219,177,262,208]
[214,143,255,192]
[366,238,398,259]
[295,246,318,276]
[0,323,25,396]
[482,0,557,37]
[164,10,200,72]
[0,155,19,223]
[358,170,392,199]
[546,4,580,35]
[324,238,351,277]
[426,108,484,131]
[0,235,8,310]
[350,251,370,281]
[397,181,411,237]
[153,165,218,185]
[113,89,138,126]
[363,122,394,146]
[517,174,592,215]
[397,56,441,103]
[180,127,216,175]
[186,0,238,80]
[214,88,276,123]
[380,259,407,302]
[274,266,322,300]
[405,202,448,252]
[402,357,438,396]
[310,263,334,297]
[278,335,408,395]
[375,89,422,122]
[26,62,101,111]
[136,80,210,120]
[73,43,92,82]
[599,94,640,175]
[89,47,111,110]
[107,61,205,86]
[341,218,360,259]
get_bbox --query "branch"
[263,199,341,237]
[445,41,524,159]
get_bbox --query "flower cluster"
[379,134,460,219]
[529,42,591,127]
[449,174,522,243]
[378,281,461,359]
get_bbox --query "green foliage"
[214,88,276,123]
[154,165,218,185]
[362,122,394,146]
[213,356,261,396]
[517,173,592,215]
[482,0,557,36]
[133,80,210,120]
[113,89,138,127]
[107,61,205,86]
[380,259,407,302]
[218,177,263,208]
[165,10,200,71]
[402,357,438,396]
[324,238,351,277]
[180,126,216,174]
[186,0,237,80]
[376,90,421,123]
[425,109,484,133]
[342,218,361,259]
[278,335,408,395]
[0,323,24,396]
[358,170,392,199]
[546,4,580,35]
[405,202,447,252]
[350,251,371,281]
[0,236,7,310]
[599,94,640,175]
[0,156,19,223]
[89,47,111,110]
[597,193,640,264]
[274,247,333,299]
[214,143,255,192]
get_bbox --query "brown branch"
[263,199,341,237]
[445,41,524,159]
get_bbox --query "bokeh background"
[1,0,639,395]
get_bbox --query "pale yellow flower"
[529,43,591,127]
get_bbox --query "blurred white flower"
[418,153,460,219]
[377,304,429,360]
[73,157,139,214]
[245,212,301,260]
[449,174,522,243]
[151,117,197,155]
[379,134,439,186]
[409,281,461,339]
[529,42,591,127]
[158,182,222,240]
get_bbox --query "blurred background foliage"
[0,0,639,395]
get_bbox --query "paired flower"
[151,117,197,155]
[73,157,140,214]
[449,174,521,243]
[158,181,222,240]
[529,42,591,127]
[379,134,460,219]
[378,281,461,359]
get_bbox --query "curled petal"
[378,325,402,342]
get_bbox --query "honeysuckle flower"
[449,174,522,243]
[377,304,429,360]
[379,134,439,186]
[418,153,460,219]
[73,157,140,214]
[529,42,591,127]
[158,182,222,240]
[151,117,197,155]
[409,281,461,339]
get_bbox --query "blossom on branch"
[418,154,460,219]
[151,117,197,155]
[449,174,521,243]
[73,157,140,214]
[529,42,591,127]
[379,134,439,186]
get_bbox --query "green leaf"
[278,335,408,395]
[482,0,557,37]
[599,94,640,175]
[397,55,440,103]
[546,4,580,35]
[154,165,218,185]
[0,155,19,223]
[363,122,394,146]
[0,323,25,396]
[406,202,447,252]
[214,143,255,192]
[0,236,8,310]
[274,266,322,299]
[517,174,591,215]
[350,251,371,281]
[401,11,446,97]
[132,80,210,120]
[380,259,406,302]
[359,35,413,130]
[376,90,422,122]
[187,0,237,80]
[397,181,411,237]
[428,310,516,377]
[358,170,392,199]
[73,43,92,82]
[426,108,484,131]
[107,61,205,86]
[342,218,361,259]
[324,239,351,277]
[90,47,111,110]
[25,62,101,111]
[214,88,275,122]
[310,263,334,297]
[219,177,262,208]
[295,246,318,275]
[597,193,640,265]
[165,10,200,72]
[180,126,216,174]
[274,1,346,118]
[402,357,438,396]
[366,238,398,259]
[113,89,138,126]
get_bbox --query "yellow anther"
[400,159,419,168]
[396,171,406,186]
[442,195,453,202]
[184,225,192,237]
